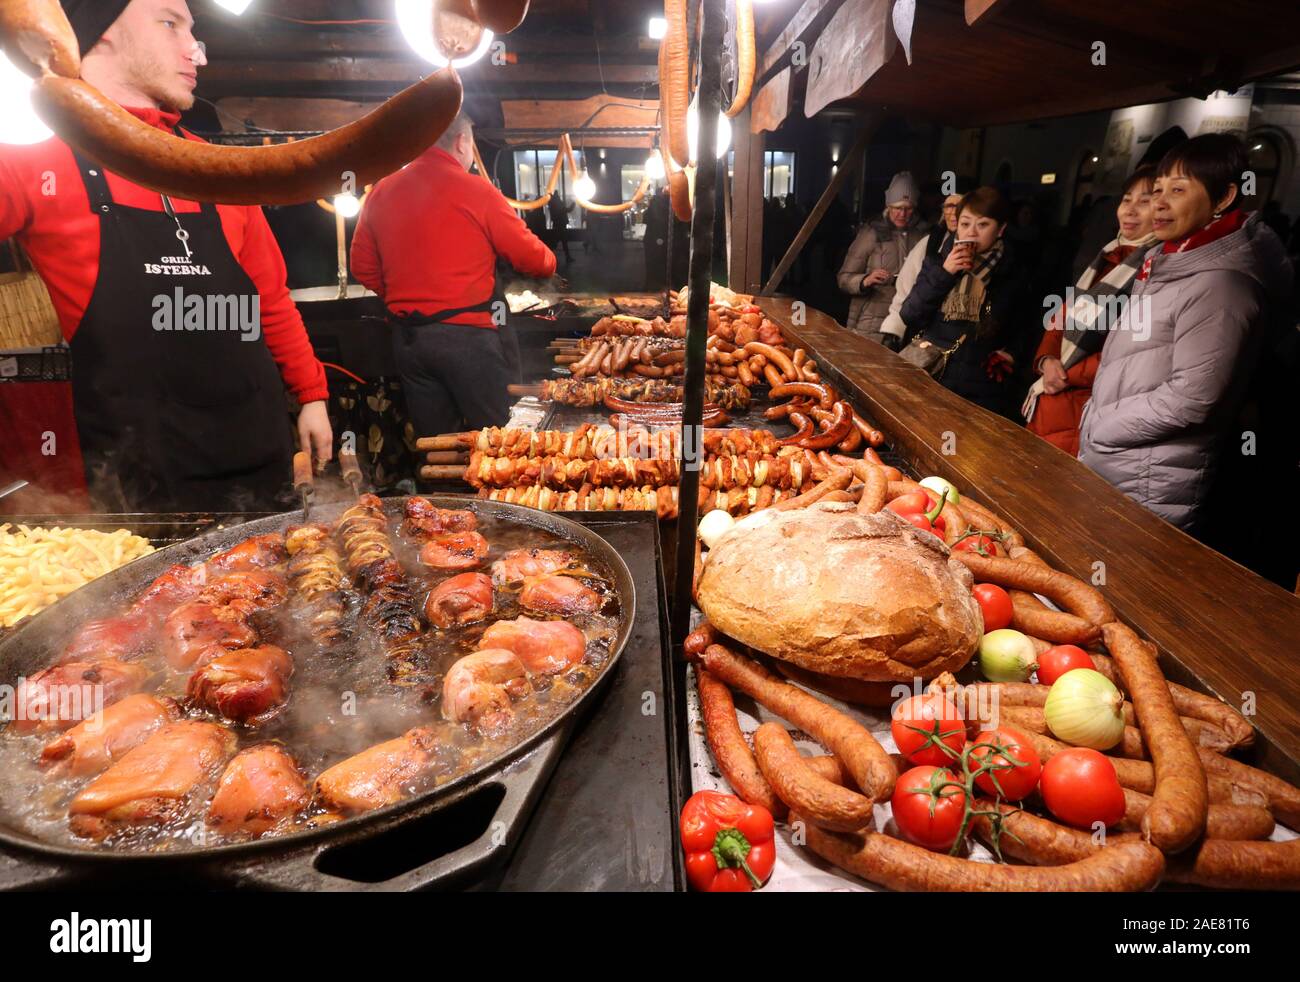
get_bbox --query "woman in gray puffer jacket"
[838,171,929,345]
[1078,135,1294,532]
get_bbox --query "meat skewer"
[337,494,429,687]
[478,483,806,519]
[507,377,752,410]
[419,424,783,460]
[445,450,822,494]
[285,523,351,646]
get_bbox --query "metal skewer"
[293,451,315,522]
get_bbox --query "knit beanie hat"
[885,171,918,208]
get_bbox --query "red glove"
[984,350,1015,382]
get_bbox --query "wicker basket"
[0,240,61,350]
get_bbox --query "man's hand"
[298,401,334,470]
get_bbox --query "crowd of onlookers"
[836,133,1298,587]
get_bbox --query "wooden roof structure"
[753,0,1300,130]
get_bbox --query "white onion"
[1043,669,1126,750]
[978,629,1036,683]
[698,510,736,550]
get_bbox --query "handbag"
[898,333,966,379]
[0,239,61,350]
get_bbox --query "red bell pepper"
[680,791,776,892]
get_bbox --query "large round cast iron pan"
[0,496,636,891]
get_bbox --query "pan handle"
[225,729,568,892]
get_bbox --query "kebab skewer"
[509,377,752,410]
[419,425,785,461]
[478,482,806,519]
[445,450,822,494]
[285,524,352,647]
[336,494,428,687]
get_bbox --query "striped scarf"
[940,239,1004,325]
[1021,232,1156,425]
[1060,232,1157,371]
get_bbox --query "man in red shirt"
[0,0,331,512]
[351,112,557,439]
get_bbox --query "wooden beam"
[804,0,896,118]
[751,67,792,133]
[729,105,765,295]
[198,59,658,85]
[759,114,878,296]
[758,0,842,77]
[965,0,1013,25]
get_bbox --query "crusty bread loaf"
[697,503,981,683]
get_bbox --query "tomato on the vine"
[1040,748,1126,829]
[969,726,1042,800]
[891,765,967,852]
[954,534,999,555]
[886,492,932,517]
[1036,645,1096,686]
[972,583,1014,632]
[891,692,966,766]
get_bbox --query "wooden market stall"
[723,0,1300,782]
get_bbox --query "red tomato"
[970,726,1042,800]
[887,492,932,517]
[954,535,999,555]
[972,583,1014,632]
[891,766,967,852]
[1036,645,1097,686]
[1040,748,1127,829]
[891,693,966,766]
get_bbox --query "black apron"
[389,276,521,385]
[69,149,294,513]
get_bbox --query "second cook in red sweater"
[351,114,557,438]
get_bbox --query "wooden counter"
[760,298,1300,786]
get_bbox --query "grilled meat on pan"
[338,495,429,685]
[285,524,351,646]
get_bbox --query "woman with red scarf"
[1078,135,1293,532]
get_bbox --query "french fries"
[0,525,154,627]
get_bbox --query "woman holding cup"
[897,187,1034,416]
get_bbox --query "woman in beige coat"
[838,172,929,344]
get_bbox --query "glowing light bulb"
[687,101,732,162]
[0,53,52,145]
[645,151,666,181]
[649,17,667,40]
[213,0,254,13]
[396,0,495,68]
[574,171,597,200]
[334,193,362,219]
